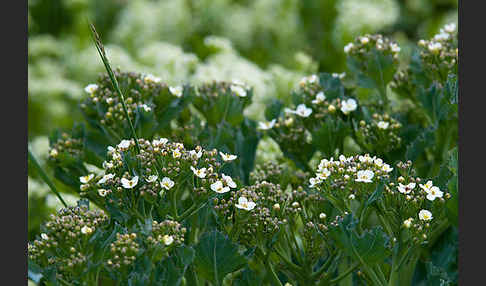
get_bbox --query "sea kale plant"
[28,24,458,285]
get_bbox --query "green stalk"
[329,261,360,284]
[28,147,67,208]
[89,23,140,153]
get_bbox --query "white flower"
[355,170,374,183]
[98,189,108,197]
[172,149,182,159]
[169,86,183,97]
[377,121,389,130]
[419,180,434,192]
[81,226,93,234]
[332,72,346,79]
[344,43,354,53]
[374,158,383,167]
[444,23,456,33]
[309,177,321,188]
[190,166,207,178]
[382,164,393,173]
[258,119,276,130]
[390,43,401,53]
[319,213,327,220]
[144,74,161,84]
[190,149,203,159]
[317,168,331,180]
[434,32,449,41]
[79,174,94,184]
[230,85,247,97]
[41,233,49,240]
[428,42,442,53]
[84,84,98,94]
[418,210,433,221]
[294,104,313,117]
[358,154,373,164]
[106,97,114,104]
[121,176,139,189]
[117,139,132,150]
[221,174,237,188]
[397,183,416,194]
[146,175,158,183]
[49,149,58,157]
[161,177,175,190]
[98,173,115,184]
[312,92,326,104]
[403,218,413,228]
[211,180,230,194]
[360,36,369,44]
[140,104,152,112]
[425,186,444,201]
[103,161,114,169]
[235,196,256,211]
[232,79,246,87]
[152,138,169,147]
[348,194,356,200]
[220,152,237,161]
[163,235,174,246]
[340,98,358,115]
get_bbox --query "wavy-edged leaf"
[194,230,247,285]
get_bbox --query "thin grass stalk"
[89,23,141,153]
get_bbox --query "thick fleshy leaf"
[193,230,247,285]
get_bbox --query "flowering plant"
[28,24,457,286]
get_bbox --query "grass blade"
[89,23,141,153]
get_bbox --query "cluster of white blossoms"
[309,154,393,189]
[344,34,401,59]
[298,74,319,87]
[419,23,457,54]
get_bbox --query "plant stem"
[89,23,140,153]
[329,261,359,284]
[28,147,67,208]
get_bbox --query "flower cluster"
[146,220,186,248]
[309,154,393,206]
[417,23,458,81]
[89,138,229,211]
[28,206,108,280]
[191,80,252,126]
[355,113,402,154]
[106,233,140,269]
[344,34,401,59]
[80,70,181,134]
[47,132,83,161]
[213,181,289,246]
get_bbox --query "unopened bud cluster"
[106,233,140,269]
[28,206,108,280]
[48,132,83,161]
[356,113,402,153]
[146,220,186,248]
[213,181,288,246]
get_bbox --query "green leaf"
[193,230,247,285]
[328,214,391,264]
[264,99,283,121]
[155,246,195,286]
[365,182,385,207]
[405,126,436,162]
[28,259,43,283]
